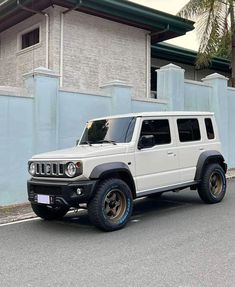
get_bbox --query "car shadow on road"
[49,189,204,229]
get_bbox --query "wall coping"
[100,80,133,88]
[23,67,60,79]
[227,87,235,92]
[59,87,110,98]
[132,96,168,104]
[202,73,229,81]
[0,86,32,98]
[184,79,212,87]
[159,63,185,72]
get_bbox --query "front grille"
[34,162,65,177]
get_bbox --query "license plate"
[37,194,50,204]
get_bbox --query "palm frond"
[178,0,231,67]
[177,0,215,19]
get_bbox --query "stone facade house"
[0,0,194,98]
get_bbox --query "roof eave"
[0,0,194,42]
[152,43,230,72]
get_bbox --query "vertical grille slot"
[46,163,52,175]
[36,164,40,174]
[59,164,64,175]
[52,164,57,175]
[41,163,45,174]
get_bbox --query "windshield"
[80,117,136,145]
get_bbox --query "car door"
[135,117,180,193]
[175,117,202,182]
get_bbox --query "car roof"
[90,111,214,121]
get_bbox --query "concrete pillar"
[157,64,185,110]
[100,80,132,115]
[202,73,229,160]
[23,67,60,154]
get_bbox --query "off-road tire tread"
[88,178,133,231]
[198,163,226,204]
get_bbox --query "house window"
[151,66,159,99]
[21,27,40,50]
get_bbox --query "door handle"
[167,151,176,156]
[199,147,204,151]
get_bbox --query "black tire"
[31,203,69,220]
[88,178,133,231]
[198,163,226,204]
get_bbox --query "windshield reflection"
[80,117,136,145]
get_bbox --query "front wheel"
[198,163,226,204]
[31,203,69,220]
[88,178,133,231]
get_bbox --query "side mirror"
[138,135,155,150]
[75,139,80,146]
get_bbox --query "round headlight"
[29,162,36,176]
[65,162,77,177]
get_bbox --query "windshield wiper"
[80,140,92,146]
[97,140,117,145]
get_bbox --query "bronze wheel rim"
[104,189,126,221]
[209,172,223,197]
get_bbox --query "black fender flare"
[90,162,136,198]
[194,150,227,181]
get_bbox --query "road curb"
[0,203,36,225]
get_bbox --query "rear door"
[175,117,203,182]
[135,117,180,193]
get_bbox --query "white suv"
[27,112,227,231]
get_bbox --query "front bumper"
[27,178,98,207]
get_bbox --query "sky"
[130,0,199,51]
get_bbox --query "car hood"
[31,144,128,160]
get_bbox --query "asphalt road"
[1,179,235,287]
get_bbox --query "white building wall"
[62,10,149,98]
[0,6,149,98]
[48,6,61,77]
[0,13,47,87]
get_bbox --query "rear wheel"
[88,178,133,231]
[198,163,226,204]
[31,203,69,220]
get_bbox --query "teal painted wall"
[184,81,211,111]
[58,91,111,148]
[227,89,235,167]
[0,95,33,204]
[0,65,234,205]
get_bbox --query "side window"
[177,118,201,142]
[140,119,171,145]
[205,118,215,139]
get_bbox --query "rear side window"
[177,118,201,142]
[140,119,171,145]
[205,118,215,139]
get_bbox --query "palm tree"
[177,0,235,86]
